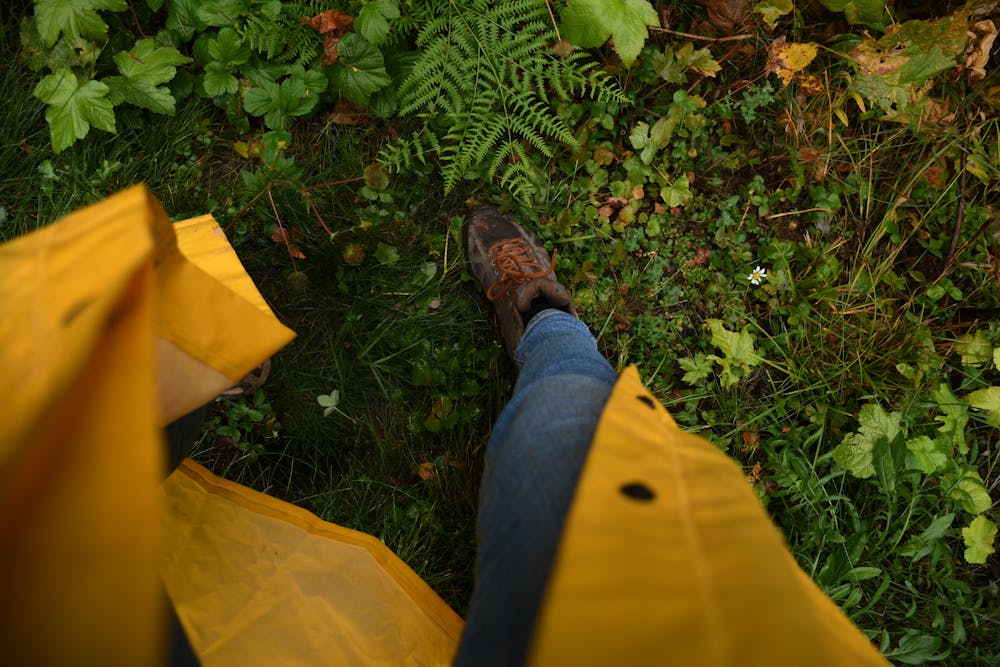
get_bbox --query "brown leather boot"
[464,205,577,356]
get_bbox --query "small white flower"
[747,266,767,285]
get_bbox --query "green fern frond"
[238,1,328,65]
[382,0,628,199]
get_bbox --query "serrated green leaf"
[661,173,692,208]
[104,39,190,114]
[962,515,997,564]
[35,0,127,47]
[357,3,391,45]
[329,33,391,106]
[164,0,206,42]
[674,42,720,78]
[196,0,250,27]
[833,404,902,479]
[208,27,250,66]
[967,386,1000,426]
[679,353,712,386]
[203,61,239,97]
[904,435,948,474]
[705,319,762,388]
[34,69,116,152]
[946,470,992,514]
[560,0,658,67]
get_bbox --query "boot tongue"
[515,278,573,313]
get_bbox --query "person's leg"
[454,308,618,667]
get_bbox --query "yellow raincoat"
[0,188,887,666]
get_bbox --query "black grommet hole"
[620,482,656,502]
[637,395,655,408]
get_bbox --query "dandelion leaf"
[962,515,997,564]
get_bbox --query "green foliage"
[35,0,126,46]
[33,69,116,152]
[105,40,192,115]
[206,390,281,464]
[962,515,998,564]
[382,0,627,198]
[559,0,658,66]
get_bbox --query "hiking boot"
[464,205,577,356]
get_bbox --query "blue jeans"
[453,310,618,667]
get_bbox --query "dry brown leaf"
[301,9,355,65]
[328,99,369,125]
[694,0,751,35]
[965,20,998,82]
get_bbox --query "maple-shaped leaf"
[833,404,902,479]
[34,69,116,152]
[104,39,191,115]
[966,386,1000,427]
[35,0,127,47]
[560,0,658,67]
[196,0,251,27]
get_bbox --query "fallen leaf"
[695,0,752,35]
[767,36,818,87]
[593,145,617,165]
[288,244,306,259]
[328,99,369,125]
[302,9,355,65]
[417,461,437,481]
[964,19,997,82]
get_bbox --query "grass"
[4,0,1000,661]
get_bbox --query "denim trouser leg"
[453,310,618,667]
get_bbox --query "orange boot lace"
[485,238,557,302]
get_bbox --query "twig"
[267,186,297,270]
[946,152,968,263]
[649,27,753,42]
[543,0,561,42]
[127,0,148,38]
[298,187,334,237]
[304,176,365,192]
[225,189,267,234]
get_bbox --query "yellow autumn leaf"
[767,37,819,87]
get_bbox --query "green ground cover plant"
[4,0,999,661]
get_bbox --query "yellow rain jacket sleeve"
[0,188,887,667]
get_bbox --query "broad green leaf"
[754,0,792,28]
[203,61,239,97]
[147,0,164,10]
[35,0,127,47]
[833,404,902,479]
[208,27,250,66]
[966,386,1000,427]
[886,632,946,665]
[34,69,116,152]
[104,39,191,114]
[164,0,207,42]
[956,331,993,367]
[946,470,992,514]
[374,242,399,265]
[995,347,1000,371]
[904,435,948,474]
[660,173,692,208]
[560,0,658,67]
[329,33,391,106]
[932,383,968,455]
[358,0,399,46]
[962,515,997,564]
[818,0,885,25]
[849,14,969,122]
[196,0,250,27]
